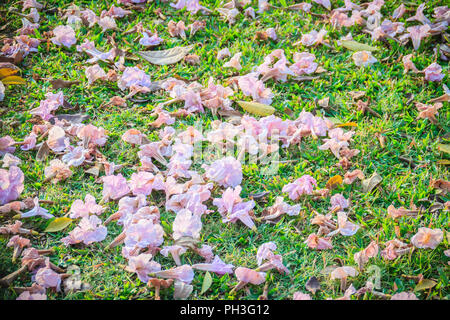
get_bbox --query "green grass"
[0,0,448,300]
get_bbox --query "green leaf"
[200,271,213,295]
[340,40,378,52]
[236,101,275,116]
[44,217,73,233]
[414,279,437,291]
[437,144,450,154]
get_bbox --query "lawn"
[0,0,448,300]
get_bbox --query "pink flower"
[305,233,333,250]
[266,28,277,40]
[336,212,359,236]
[22,0,43,11]
[51,25,76,48]
[235,267,266,285]
[313,0,331,10]
[0,165,24,205]
[173,209,202,240]
[1,153,21,168]
[21,197,53,219]
[62,146,89,167]
[125,253,161,282]
[330,266,358,280]
[155,265,195,283]
[406,3,430,25]
[0,136,16,156]
[405,24,431,51]
[213,185,243,216]
[217,48,231,60]
[256,242,276,265]
[16,285,46,300]
[102,174,130,202]
[150,106,175,128]
[62,215,107,246]
[352,51,377,67]
[282,175,317,200]
[171,0,205,14]
[423,63,445,82]
[202,156,243,188]
[168,20,187,38]
[77,124,107,147]
[128,171,164,196]
[104,5,132,18]
[415,102,442,123]
[118,67,152,92]
[392,4,406,19]
[257,49,293,82]
[223,52,242,71]
[293,292,312,300]
[20,133,37,151]
[330,194,349,211]
[238,72,274,104]
[161,245,187,266]
[192,255,234,275]
[262,196,301,221]
[69,194,104,219]
[354,241,379,269]
[44,159,72,183]
[85,64,107,85]
[411,227,443,249]
[391,292,419,300]
[121,129,148,145]
[139,31,163,47]
[177,126,204,145]
[195,244,214,262]
[289,52,318,75]
[244,7,256,19]
[343,169,364,184]
[124,219,164,250]
[35,262,61,291]
[97,16,117,32]
[299,29,327,46]
[46,126,69,152]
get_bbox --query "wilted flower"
[51,25,76,48]
[61,215,107,246]
[305,233,333,250]
[234,267,266,287]
[330,194,349,211]
[298,29,327,46]
[85,64,107,85]
[282,175,317,200]
[161,245,187,266]
[125,253,161,282]
[168,20,187,38]
[35,261,62,291]
[238,72,274,104]
[154,265,195,284]
[21,197,53,219]
[352,51,377,67]
[289,52,318,75]
[423,63,445,82]
[192,255,234,275]
[411,227,443,249]
[62,146,89,167]
[391,292,419,300]
[0,136,16,156]
[405,25,431,51]
[97,16,117,32]
[223,52,242,71]
[354,241,378,269]
[415,102,442,123]
[44,159,72,183]
[77,124,107,147]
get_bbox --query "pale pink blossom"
[299,29,327,46]
[61,215,107,246]
[223,52,242,71]
[20,133,37,151]
[44,159,72,184]
[155,265,195,284]
[406,3,431,25]
[16,285,46,300]
[20,198,52,219]
[213,185,243,216]
[150,106,175,128]
[405,25,431,51]
[335,212,359,236]
[85,64,107,85]
[352,51,377,67]
[22,0,43,11]
[217,48,231,60]
[35,261,61,291]
[121,129,148,145]
[415,102,442,123]
[125,253,161,282]
[129,171,164,196]
[289,52,318,75]
[30,91,64,121]
[0,163,24,205]
[51,25,76,48]
[192,255,234,275]
[77,124,107,147]
[235,267,266,285]
[202,156,242,188]
[168,20,187,38]
[257,0,270,13]
[330,194,349,211]
[330,266,358,280]
[244,7,256,19]
[62,146,89,167]
[97,16,117,32]
[170,0,205,14]
[354,241,379,269]
[124,219,164,251]
[266,28,277,40]
[423,63,445,82]
[195,244,214,262]
[238,72,274,105]
[411,227,443,249]
[0,136,16,155]
[69,194,104,219]
[313,0,331,10]
[104,5,132,18]
[293,292,312,300]
[118,67,152,92]
[391,292,419,300]
[392,4,406,19]
[305,233,333,250]
[1,153,21,168]
[161,245,187,266]
[139,31,163,47]
[172,209,202,240]
[261,196,301,220]
[102,174,130,202]
[257,49,293,82]
[344,169,364,184]
[282,175,317,200]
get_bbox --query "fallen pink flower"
[305,233,333,250]
[69,194,105,219]
[411,227,443,249]
[51,25,76,48]
[125,253,161,283]
[102,174,130,202]
[154,265,194,284]
[282,175,317,200]
[61,215,107,246]
[192,255,234,275]
[423,63,445,82]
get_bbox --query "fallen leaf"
[340,40,378,52]
[139,45,195,65]
[200,271,212,295]
[1,75,26,85]
[336,122,357,128]
[362,172,382,193]
[36,142,50,161]
[52,114,89,124]
[236,100,275,116]
[49,79,80,89]
[45,217,73,232]
[326,175,343,189]
[305,276,321,294]
[414,279,436,291]
[0,63,20,78]
[437,144,450,155]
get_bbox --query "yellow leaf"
[437,144,450,155]
[236,100,275,116]
[44,217,73,233]
[437,159,450,165]
[414,279,436,291]
[340,40,378,52]
[0,63,20,79]
[336,122,358,128]
[326,175,343,189]
[1,75,26,85]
